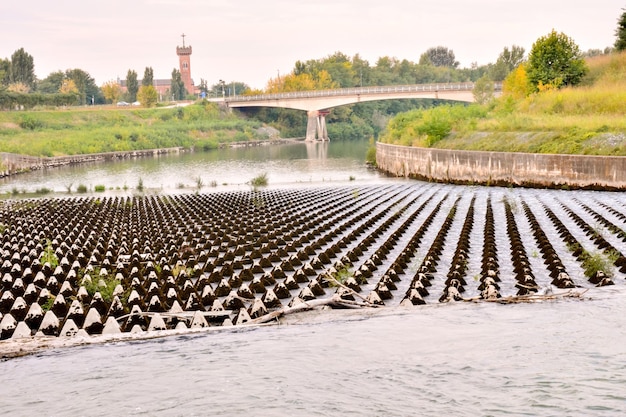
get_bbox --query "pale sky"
[1,0,621,90]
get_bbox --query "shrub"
[19,115,45,130]
[76,184,88,193]
[34,187,52,195]
[250,172,268,187]
[94,184,106,192]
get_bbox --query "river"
[1,139,625,416]
[0,140,388,195]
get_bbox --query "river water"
[1,139,626,416]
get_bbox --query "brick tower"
[176,33,193,96]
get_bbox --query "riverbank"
[0,137,301,179]
[0,101,269,157]
[376,142,626,191]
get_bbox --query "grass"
[250,172,268,188]
[40,239,59,268]
[82,269,124,303]
[0,101,266,157]
[380,52,626,156]
[580,250,617,278]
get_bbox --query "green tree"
[142,67,154,86]
[170,68,186,100]
[65,68,98,105]
[490,45,525,81]
[419,46,459,68]
[616,8,626,51]
[472,74,495,104]
[137,85,158,107]
[126,69,138,102]
[0,58,10,87]
[9,48,35,90]
[38,71,65,94]
[527,30,587,90]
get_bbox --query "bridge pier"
[305,110,330,142]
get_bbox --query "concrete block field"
[1,183,625,340]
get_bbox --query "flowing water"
[1,139,626,416]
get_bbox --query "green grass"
[0,101,265,157]
[250,172,268,187]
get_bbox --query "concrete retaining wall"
[0,148,184,178]
[376,142,626,190]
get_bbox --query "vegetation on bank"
[380,51,626,156]
[0,101,268,156]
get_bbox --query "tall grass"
[380,51,626,155]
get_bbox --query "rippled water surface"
[1,139,626,416]
[2,291,626,416]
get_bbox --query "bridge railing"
[226,82,502,102]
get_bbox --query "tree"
[170,68,186,100]
[419,46,459,68]
[472,74,495,104]
[38,71,66,94]
[490,45,525,81]
[0,58,10,87]
[7,82,30,93]
[59,78,80,104]
[616,8,626,51]
[9,48,35,90]
[137,85,158,107]
[142,67,154,87]
[502,64,532,99]
[65,68,98,105]
[527,30,587,91]
[101,81,123,104]
[126,69,138,102]
[59,79,79,94]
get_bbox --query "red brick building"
[119,35,196,101]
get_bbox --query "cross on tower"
[181,33,186,47]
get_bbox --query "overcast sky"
[1,0,621,89]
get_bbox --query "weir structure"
[223,82,501,141]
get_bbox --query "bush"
[250,173,268,187]
[19,115,45,130]
[94,185,106,192]
[76,184,88,193]
[34,187,52,195]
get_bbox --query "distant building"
[177,34,194,96]
[118,34,196,100]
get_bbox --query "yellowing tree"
[7,82,29,93]
[137,85,158,107]
[101,81,123,104]
[314,70,336,89]
[59,79,79,94]
[502,64,532,99]
[265,69,337,93]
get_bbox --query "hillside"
[0,102,267,157]
[379,52,626,156]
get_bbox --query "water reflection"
[0,139,385,195]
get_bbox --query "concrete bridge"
[224,82,502,141]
